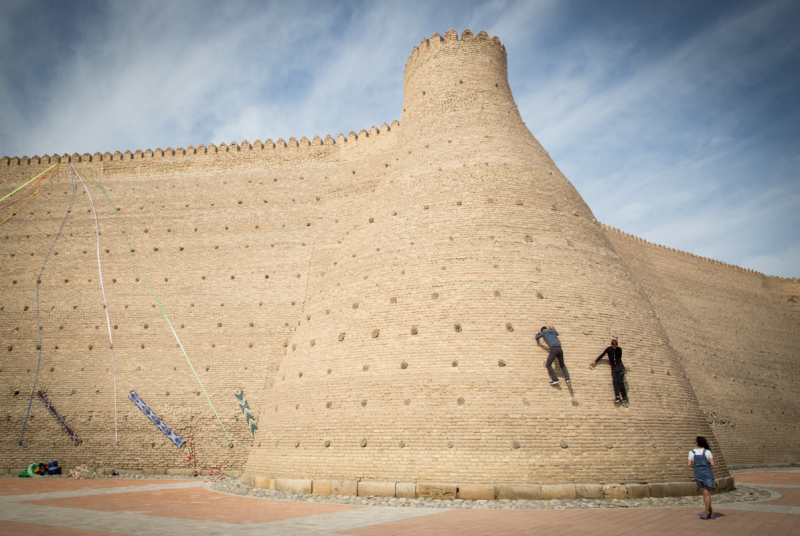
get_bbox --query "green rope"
[82,170,233,447]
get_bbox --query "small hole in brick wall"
[498,359,506,367]
[506,323,514,332]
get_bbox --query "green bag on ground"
[19,463,47,478]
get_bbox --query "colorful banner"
[128,390,185,448]
[37,391,82,446]
[235,390,257,437]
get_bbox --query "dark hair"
[696,436,710,450]
[541,326,548,332]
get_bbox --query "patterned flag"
[128,390,185,448]
[235,390,257,437]
[37,391,82,446]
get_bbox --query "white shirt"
[688,448,713,461]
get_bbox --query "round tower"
[244,30,729,497]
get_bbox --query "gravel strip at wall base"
[210,476,772,510]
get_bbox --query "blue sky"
[1,0,798,278]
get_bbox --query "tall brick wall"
[605,226,800,466]
[0,129,400,473]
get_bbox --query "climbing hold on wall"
[371,329,380,338]
[511,440,520,449]
[506,323,514,332]
[410,326,418,335]
[361,400,367,407]
[457,397,465,405]
[560,439,568,448]
[498,360,506,367]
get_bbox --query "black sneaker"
[614,397,621,403]
[549,379,560,385]
[621,397,629,403]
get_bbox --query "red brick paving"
[0,520,119,536]
[0,478,190,496]
[735,472,800,485]
[24,486,361,525]
[342,507,800,536]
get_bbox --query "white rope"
[71,165,119,445]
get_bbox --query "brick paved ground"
[0,472,798,536]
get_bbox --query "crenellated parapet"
[403,29,505,84]
[600,223,796,281]
[0,120,401,170]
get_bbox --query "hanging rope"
[70,165,119,445]
[78,169,233,447]
[0,163,57,203]
[0,166,58,227]
[0,165,57,212]
[19,164,74,448]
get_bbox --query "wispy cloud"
[0,0,798,277]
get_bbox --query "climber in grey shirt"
[535,324,571,385]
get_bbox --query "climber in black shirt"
[590,339,628,403]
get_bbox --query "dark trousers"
[612,367,627,398]
[545,346,570,381]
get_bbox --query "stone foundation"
[242,474,735,500]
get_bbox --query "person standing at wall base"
[689,436,716,520]
[536,324,570,385]
[590,339,628,403]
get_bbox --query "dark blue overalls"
[693,449,714,489]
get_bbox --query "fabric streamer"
[71,166,119,445]
[128,390,185,448]
[19,164,73,448]
[234,390,258,437]
[79,168,233,447]
[0,166,59,227]
[37,391,82,446]
[0,163,56,203]
[0,165,57,212]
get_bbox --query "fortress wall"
[244,30,725,488]
[0,127,397,472]
[604,225,800,465]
